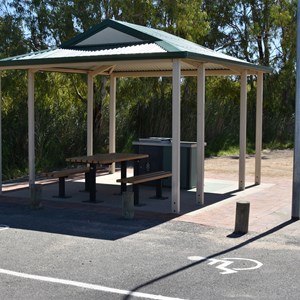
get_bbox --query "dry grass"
[205,149,293,179]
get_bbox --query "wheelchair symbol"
[0,225,9,231]
[188,256,263,275]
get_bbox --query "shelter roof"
[0,19,272,76]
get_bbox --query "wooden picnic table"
[66,153,149,202]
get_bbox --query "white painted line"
[0,225,9,231]
[0,268,186,300]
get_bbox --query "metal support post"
[196,64,205,205]
[239,71,247,190]
[255,72,263,185]
[172,59,181,213]
[292,0,300,220]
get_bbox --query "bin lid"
[138,137,171,143]
[133,137,199,147]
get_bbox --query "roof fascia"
[0,48,54,62]
[186,52,273,73]
[113,69,248,78]
[183,59,243,75]
[0,52,188,70]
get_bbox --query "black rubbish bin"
[132,137,197,189]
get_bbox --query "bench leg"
[121,161,127,193]
[150,179,168,200]
[133,184,140,206]
[156,179,163,198]
[53,177,70,198]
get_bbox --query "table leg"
[84,172,90,191]
[133,159,140,176]
[133,184,139,206]
[133,159,143,206]
[121,161,127,193]
[58,177,66,197]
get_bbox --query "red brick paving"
[0,171,296,233]
[175,175,293,233]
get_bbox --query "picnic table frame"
[66,153,149,202]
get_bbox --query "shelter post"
[28,69,36,187]
[109,75,116,173]
[292,0,300,220]
[87,73,94,156]
[239,70,248,190]
[172,59,181,213]
[255,72,263,185]
[196,64,206,205]
[0,72,2,194]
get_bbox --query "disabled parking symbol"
[0,225,9,231]
[188,256,263,275]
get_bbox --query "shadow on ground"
[122,218,298,300]
[0,175,253,241]
[0,199,177,241]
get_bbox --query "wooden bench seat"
[117,171,172,205]
[45,167,91,198]
[45,167,90,179]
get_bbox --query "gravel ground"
[205,149,293,179]
[3,149,294,185]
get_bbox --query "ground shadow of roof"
[0,198,175,241]
[0,173,248,240]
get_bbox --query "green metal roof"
[0,19,272,75]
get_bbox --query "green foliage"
[1,70,28,179]
[0,0,298,179]
[152,0,210,42]
[0,14,28,57]
[115,77,173,150]
[205,77,241,154]
[34,73,87,171]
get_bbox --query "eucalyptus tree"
[2,0,296,178]
[0,6,30,178]
[201,0,297,149]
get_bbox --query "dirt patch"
[205,149,293,179]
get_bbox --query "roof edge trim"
[187,53,273,73]
[0,52,188,69]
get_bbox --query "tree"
[1,0,298,179]
[202,0,297,147]
[0,15,27,57]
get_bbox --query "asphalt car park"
[0,201,299,300]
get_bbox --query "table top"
[66,152,149,164]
